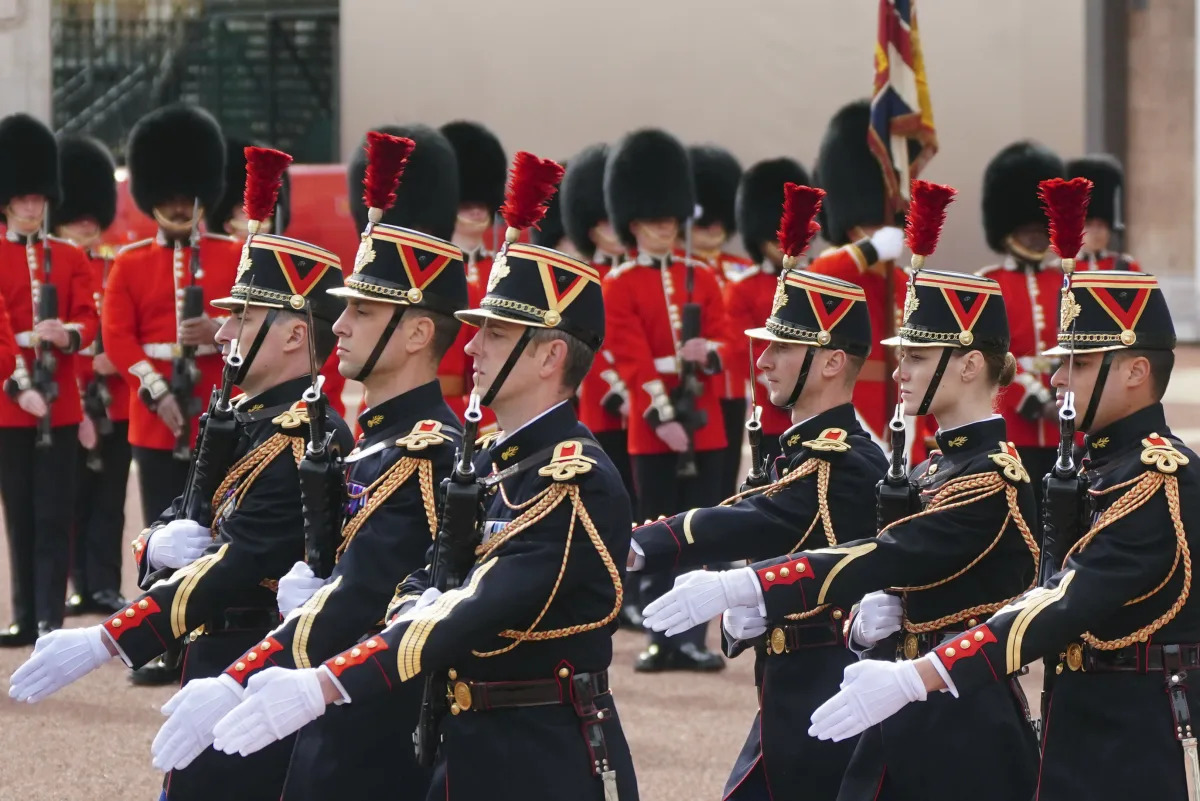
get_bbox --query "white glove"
[384,586,443,628]
[8,626,113,702]
[722,605,768,641]
[869,226,905,263]
[277,562,326,618]
[146,519,211,570]
[848,591,904,650]
[212,666,328,756]
[151,675,244,772]
[808,659,928,742]
[643,567,762,638]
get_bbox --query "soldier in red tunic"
[52,134,131,617]
[806,101,909,460]
[1067,154,1142,272]
[976,141,1065,519]
[690,145,754,498]
[0,114,98,645]
[726,157,813,469]
[603,128,731,671]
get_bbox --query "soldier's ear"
[1120,352,1152,392]
[404,313,436,354]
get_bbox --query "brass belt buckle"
[769,627,787,655]
[448,681,472,715]
[903,633,919,660]
[1065,642,1083,672]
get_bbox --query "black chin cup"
[916,347,954,417]
[354,306,406,382]
[233,308,280,385]
[784,348,817,408]
[480,326,536,408]
[1079,350,1115,433]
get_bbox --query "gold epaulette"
[802,427,852,453]
[1141,434,1190,474]
[116,237,154,255]
[607,259,638,279]
[536,440,598,482]
[989,441,1031,484]
[475,430,502,449]
[271,401,310,430]
[394,420,452,451]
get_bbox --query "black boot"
[130,644,182,687]
[0,622,37,647]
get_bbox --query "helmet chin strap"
[233,308,280,385]
[1079,350,1115,433]
[783,348,816,408]
[479,326,535,408]
[354,306,406,382]
[916,347,954,417]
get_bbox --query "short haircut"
[276,309,338,363]
[401,306,461,360]
[528,327,596,391]
[841,352,865,388]
[1118,348,1175,401]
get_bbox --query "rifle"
[672,288,707,478]
[81,323,112,471]
[414,393,485,767]
[32,214,58,449]
[175,295,248,525]
[740,339,770,492]
[299,304,345,579]
[170,201,206,461]
[1040,392,1089,586]
[876,404,918,531]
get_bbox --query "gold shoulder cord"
[469,482,623,658]
[885,469,1041,634]
[209,433,307,530]
[337,457,438,560]
[1068,468,1191,650]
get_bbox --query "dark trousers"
[0,425,79,628]
[720,397,747,500]
[72,421,131,596]
[133,445,191,527]
[634,449,724,649]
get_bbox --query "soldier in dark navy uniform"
[205,151,640,801]
[150,130,469,801]
[9,156,352,801]
[812,270,1198,801]
[629,259,887,800]
[646,269,1042,801]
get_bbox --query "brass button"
[450,703,461,716]
[974,631,985,642]
[125,609,136,618]
[779,567,790,578]
[558,667,569,679]
[334,656,347,666]
[138,600,149,610]
[235,662,246,671]
[261,641,271,650]
[447,668,457,680]
[796,563,806,573]
[967,618,977,627]
[944,647,956,657]
[832,609,843,620]
[110,618,122,628]
[247,652,257,662]
[1055,664,1064,675]
[366,640,378,649]
[351,648,362,658]
[764,571,776,581]
[960,639,971,649]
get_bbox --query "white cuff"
[629,540,646,572]
[100,627,132,668]
[318,665,352,705]
[925,653,959,697]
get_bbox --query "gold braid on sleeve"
[1071,471,1191,650]
[208,433,307,531]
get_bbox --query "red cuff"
[131,532,150,569]
[935,626,997,669]
[325,636,389,678]
[224,637,285,684]
[104,597,162,640]
[756,557,812,589]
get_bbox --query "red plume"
[776,184,825,259]
[1039,177,1092,259]
[362,131,416,212]
[500,151,566,231]
[242,147,293,224]
[904,180,957,257]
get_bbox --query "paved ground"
[0,346,1196,800]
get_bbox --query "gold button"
[1055,664,1064,675]
[447,668,457,680]
[974,631,985,642]
[247,652,257,662]
[967,618,977,627]
[366,639,378,649]
[110,618,122,628]
[832,609,843,620]
[125,609,135,618]
[558,667,569,679]
[960,639,971,649]
[796,563,806,573]
[351,648,362,658]
[944,647,956,657]
[138,600,149,610]
[780,567,790,578]
[764,571,776,581]
[261,642,271,650]
[235,662,245,671]
[334,656,346,666]
[450,703,461,716]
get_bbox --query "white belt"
[15,331,32,348]
[143,343,218,360]
[652,356,679,375]
[1017,355,1055,374]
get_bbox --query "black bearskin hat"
[814,100,887,247]
[560,143,609,259]
[0,114,60,207]
[347,124,460,241]
[206,136,291,234]
[982,140,1064,253]
[439,120,506,215]
[127,104,226,216]
[736,158,811,264]
[690,145,742,233]
[604,128,695,249]
[51,135,116,230]
[1067,153,1124,229]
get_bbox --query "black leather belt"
[766,614,846,655]
[446,669,609,714]
[209,607,279,633]
[1073,642,1200,673]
